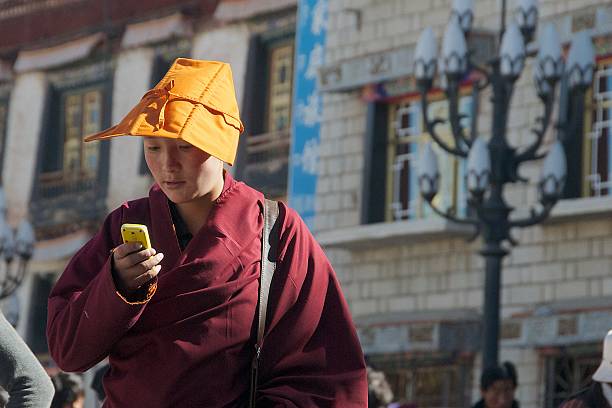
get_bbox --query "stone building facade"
[0,0,611,407]
[312,0,612,407]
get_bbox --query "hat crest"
[84,58,244,165]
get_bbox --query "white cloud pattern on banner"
[298,138,319,175]
[296,92,321,127]
[299,2,310,29]
[297,53,307,74]
[305,43,323,79]
[311,0,327,35]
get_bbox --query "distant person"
[90,363,109,403]
[50,372,84,408]
[368,365,394,408]
[0,387,8,408]
[559,329,612,408]
[472,361,519,408]
[0,311,54,407]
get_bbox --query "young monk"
[46,58,367,407]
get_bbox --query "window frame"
[38,79,110,187]
[264,37,295,134]
[543,344,600,408]
[236,28,295,200]
[0,89,11,183]
[367,352,473,407]
[30,60,113,239]
[582,54,612,198]
[363,84,475,224]
[40,84,106,182]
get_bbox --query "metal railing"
[243,129,290,200]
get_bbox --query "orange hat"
[84,58,244,165]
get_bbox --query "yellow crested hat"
[84,58,244,165]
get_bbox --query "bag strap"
[249,198,279,408]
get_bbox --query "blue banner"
[288,0,328,229]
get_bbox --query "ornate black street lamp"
[0,188,35,300]
[415,0,594,370]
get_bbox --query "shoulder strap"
[249,198,279,408]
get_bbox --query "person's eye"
[178,144,193,150]
[146,145,160,152]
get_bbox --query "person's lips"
[163,181,185,189]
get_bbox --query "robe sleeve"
[256,204,368,407]
[46,206,154,372]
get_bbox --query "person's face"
[143,138,224,204]
[481,379,515,408]
[63,393,84,408]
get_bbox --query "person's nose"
[497,394,512,408]
[160,147,181,171]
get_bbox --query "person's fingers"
[115,253,164,291]
[115,248,157,270]
[139,253,164,271]
[132,265,162,288]
[113,242,145,259]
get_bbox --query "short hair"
[480,361,518,390]
[51,372,84,408]
[0,386,8,407]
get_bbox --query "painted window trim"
[0,93,10,183]
[582,53,612,198]
[32,59,113,203]
[384,86,473,222]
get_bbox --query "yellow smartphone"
[121,223,152,250]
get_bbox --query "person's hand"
[111,243,164,293]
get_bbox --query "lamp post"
[0,187,35,300]
[414,0,594,370]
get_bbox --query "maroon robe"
[47,173,367,407]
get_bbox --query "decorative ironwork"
[388,95,471,221]
[47,60,112,89]
[500,321,522,340]
[243,130,290,200]
[586,60,612,196]
[32,63,111,239]
[369,353,473,408]
[30,187,107,240]
[0,216,35,300]
[0,259,28,300]
[415,2,594,370]
[545,350,599,408]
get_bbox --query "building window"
[266,40,294,133]
[544,347,600,408]
[61,88,103,178]
[238,33,295,200]
[0,97,9,181]
[385,94,472,221]
[40,85,104,184]
[584,56,612,197]
[369,353,472,407]
[31,61,112,239]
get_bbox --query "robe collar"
[148,171,264,270]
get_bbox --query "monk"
[46,58,367,407]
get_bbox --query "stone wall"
[318,1,612,407]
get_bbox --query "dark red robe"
[47,173,367,407]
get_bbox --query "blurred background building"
[0,0,610,407]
